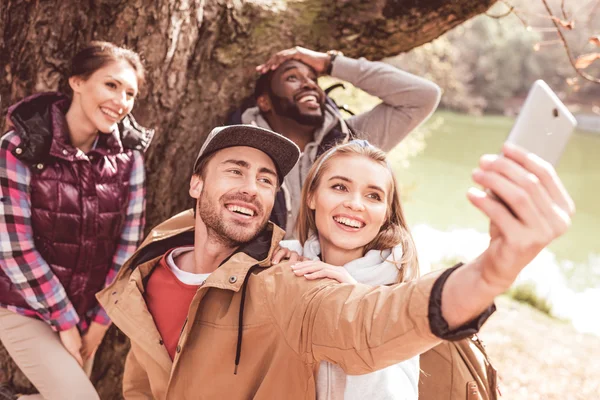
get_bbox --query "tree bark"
[0,0,495,398]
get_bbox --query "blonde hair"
[296,141,419,283]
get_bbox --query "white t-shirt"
[166,246,211,285]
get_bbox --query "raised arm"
[442,143,574,329]
[263,264,482,375]
[334,56,441,151]
[256,46,441,151]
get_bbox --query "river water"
[390,111,600,335]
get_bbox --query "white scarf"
[279,235,419,400]
[280,235,405,286]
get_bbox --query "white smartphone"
[506,79,577,166]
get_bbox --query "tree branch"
[560,0,568,20]
[540,0,600,84]
[486,4,515,19]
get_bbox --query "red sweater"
[144,249,200,360]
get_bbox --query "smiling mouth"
[227,204,256,217]
[295,91,321,108]
[298,94,319,104]
[100,107,120,120]
[333,216,365,229]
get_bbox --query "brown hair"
[296,141,419,282]
[193,151,218,179]
[70,41,145,87]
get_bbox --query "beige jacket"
[97,210,450,400]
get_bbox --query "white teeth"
[101,108,119,118]
[334,216,363,228]
[299,95,318,103]
[227,205,254,216]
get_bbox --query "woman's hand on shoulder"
[290,261,357,284]
[271,245,307,264]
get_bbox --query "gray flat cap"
[193,125,300,183]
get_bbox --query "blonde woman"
[275,140,420,400]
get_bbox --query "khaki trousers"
[0,308,99,400]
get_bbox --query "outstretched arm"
[265,144,573,374]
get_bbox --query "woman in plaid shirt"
[0,42,152,400]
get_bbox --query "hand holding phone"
[487,80,576,214]
[460,143,575,331]
[505,79,576,166]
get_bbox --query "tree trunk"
[0,0,495,398]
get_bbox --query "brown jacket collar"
[97,209,286,372]
[128,209,283,272]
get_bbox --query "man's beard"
[197,189,269,248]
[270,92,325,127]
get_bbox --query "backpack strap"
[316,118,356,158]
[269,187,289,231]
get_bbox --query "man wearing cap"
[97,125,574,399]
[242,46,441,237]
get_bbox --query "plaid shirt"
[0,131,146,332]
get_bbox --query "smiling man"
[242,46,441,237]
[97,125,574,399]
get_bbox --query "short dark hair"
[193,151,218,179]
[70,41,145,88]
[254,70,275,100]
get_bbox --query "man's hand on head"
[256,46,331,75]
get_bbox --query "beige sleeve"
[263,264,444,375]
[332,56,441,151]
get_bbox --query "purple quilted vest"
[0,92,152,320]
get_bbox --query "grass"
[480,297,600,400]
[433,260,556,317]
[505,283,553,316]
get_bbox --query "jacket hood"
[6,92,154,167]
[6,92,67,165]
[125,209,286,273]
[240,103,345,147]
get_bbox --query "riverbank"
[389,111,600,291]
[481,296,600,399]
